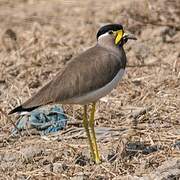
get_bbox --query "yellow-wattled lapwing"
[9,24,137,164]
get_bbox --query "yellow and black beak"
[123,33,137,40]
[114,30,137,45]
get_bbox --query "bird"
[9,24,137,164]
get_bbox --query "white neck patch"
[98,32,110,40]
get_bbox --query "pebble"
[20,146,43,161]
[70,172,88,180]
[53,162,63,173]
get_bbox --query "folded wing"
[9,45,122,114]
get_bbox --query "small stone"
[71,172,88,180]
[134,43,150,60]
[20,146,43,162]
[53,162,63,173]
[3,152,18,162]
[172,140,180,150]
[75,154,89,166]
[44,164,53,172]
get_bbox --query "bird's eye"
[108,30,113,34]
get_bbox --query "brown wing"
[11,45,124,113]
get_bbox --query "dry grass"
[0,0,179,179]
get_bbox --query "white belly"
[62,69,125,104]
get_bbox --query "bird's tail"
[8,81,52,115]
[8,105,39,115]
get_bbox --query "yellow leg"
[89,102,101,164]
[82,105,95,161]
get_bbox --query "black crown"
[97,24,123,39]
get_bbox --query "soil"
[0,0,179,179]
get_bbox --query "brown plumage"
[9,44,126,114]
[8,24,132,115]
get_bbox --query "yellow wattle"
[115,30,123,45]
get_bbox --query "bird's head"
[97,24,137,47]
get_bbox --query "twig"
[129,107,152,128]
[100,164,116,177]
[127,63,158,68]
[0,108,22,137]
[67,120,82,126]
[0,79,5,83]
[173,58,179,72]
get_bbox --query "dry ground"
[0,0,179,179]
